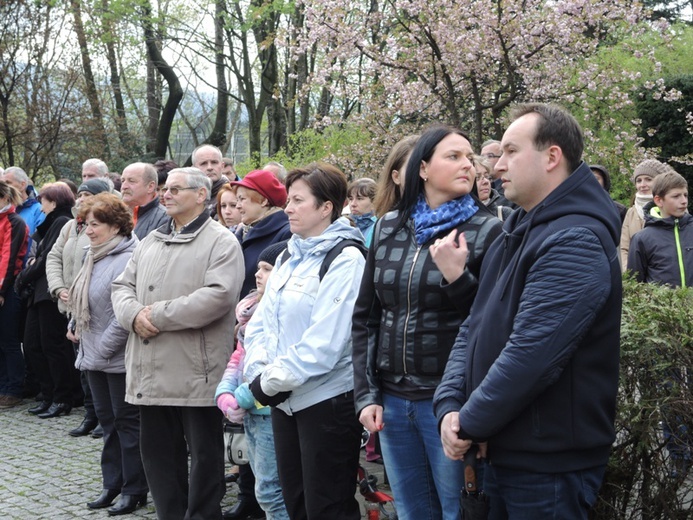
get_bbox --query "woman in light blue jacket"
[67,193,148,515]
[243,163,366,520]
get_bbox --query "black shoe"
[225,472,239,483]
[38,402,72,419]
[28,400,52,415]
[87,489,120,509]
[69,417,99,437]
[222,501,265,520]
[91,424,104,438]
[107,494,147,516]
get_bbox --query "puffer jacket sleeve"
[441,216,502,317]
[432,317,470,427]
[352,235,383,415]
[215,343,245,400]
[456,227,612,440]
[98,253,135,358]
[259,248,366,395]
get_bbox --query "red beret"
[230,170,287,207]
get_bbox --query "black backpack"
[280,239,367,281]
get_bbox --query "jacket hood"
[504,162,621,244]
[643,201,692,229]
[499,162,621,298]
[286,217,364,260]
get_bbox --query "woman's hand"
[58,289,69,303]
[429,229,468,284]
[66,328,79,343]
[359,404,384,434]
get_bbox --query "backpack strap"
[319,239,367,281]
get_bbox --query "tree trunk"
[140,1,183,159]
[69,0,110,159]
[206,0,229,149]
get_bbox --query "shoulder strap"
[319,239,367,281]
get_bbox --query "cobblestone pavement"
[1,399,390,519]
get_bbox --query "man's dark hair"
[509,103,584,173]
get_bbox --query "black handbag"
[223,421,249,465]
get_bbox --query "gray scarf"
[68,234,123,333]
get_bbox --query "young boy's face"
[655,188,688,219]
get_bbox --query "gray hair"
[82,158,109,177]
[481,139,501,149]
[263,161,287,182]
[191,144,222,165]
[4,166,30,185]
[169,167,212,202]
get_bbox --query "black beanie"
[258,240,289,267]
[589,164,611,192]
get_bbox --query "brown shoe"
[0,395,23,408]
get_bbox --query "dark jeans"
[139,405,225,520]
[0,289,24,397]
[272,391,362,520]
[87,371,147,495]
[23,301,76,404]
[484,462,606,520]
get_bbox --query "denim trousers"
[484,462,606,520]
[0,289,24,397]
[244,414,289,520]
[379,393,465,520]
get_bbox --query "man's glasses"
[481,153,501,159]
[163,186,197,195]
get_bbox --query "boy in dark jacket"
[434,103,622,519]
[627,171,691,477]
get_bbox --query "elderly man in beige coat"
[112,167,243,520]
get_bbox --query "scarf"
[235,290,260,347]
[354,213,376,234]
[68,234,123,333]
[634,193,653,220]
[412,193,478,245]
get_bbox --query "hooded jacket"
[433,162,622,473]
[243,217,366,414]
[628,204,693,287]
[352,206,502,415]
[75,234,138,373]
[112,213,244,407]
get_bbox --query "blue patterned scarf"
[412,193,478,245]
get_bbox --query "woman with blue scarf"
[347,178,378,247]
[352,126,503,520]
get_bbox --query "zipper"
[674,219,686,288]
[402,245,422,374]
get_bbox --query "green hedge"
[592,277,693,519]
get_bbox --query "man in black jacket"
[434,103,622,519]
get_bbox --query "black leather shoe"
[225,472,239,483]
[91,424,104,438]
[222,501,265,520]
[107,494,147,516]
[87,489,120,509]
[38,402,72,419]
[28,400,51,415]
[69,417,99,437]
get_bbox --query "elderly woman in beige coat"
[111,167,244,520]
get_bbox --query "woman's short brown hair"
[78,193,134,237]
[38,182,75,208]
[286,162,348,223]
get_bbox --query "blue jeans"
[244,414,289,520]
[379,393,464,520]
[484,463,605,520]
[0,289,24,397]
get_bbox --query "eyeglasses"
[476,174,493,182]
[482,153,501,159]
[163,186,198,195]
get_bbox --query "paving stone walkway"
[1,399,390,519]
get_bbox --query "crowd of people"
[0,100,690,520]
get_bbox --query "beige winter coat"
[619,206,644,272]
[46,219,90,314]
[112,215,243,407]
